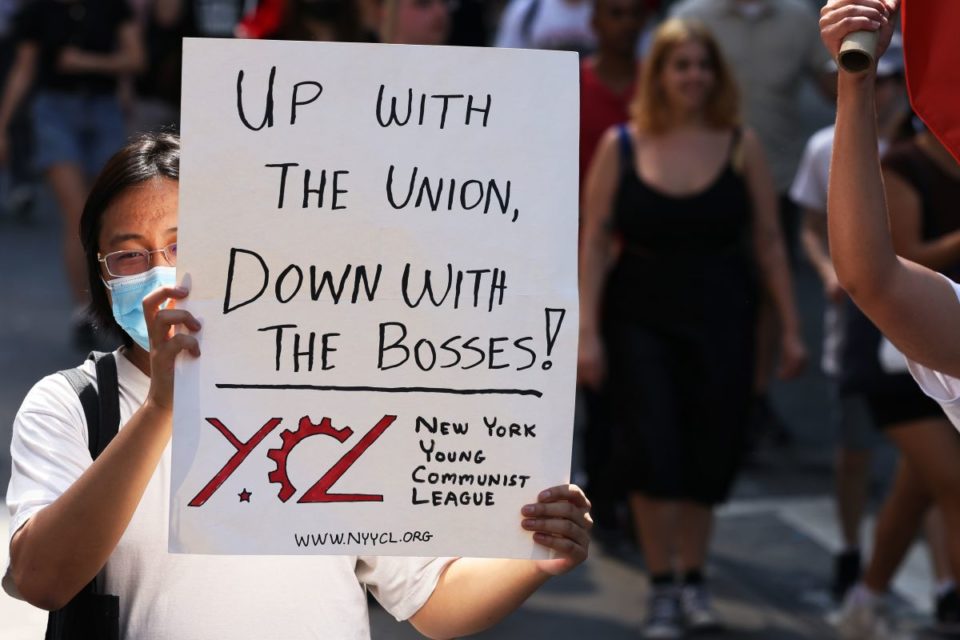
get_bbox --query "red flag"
[903,0,960,163]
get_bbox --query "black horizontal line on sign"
[215,383,543,398]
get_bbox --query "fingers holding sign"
[522,484,592,576]
[820,0,899,65]
[144,284,201,412]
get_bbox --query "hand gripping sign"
[170,39,579,558]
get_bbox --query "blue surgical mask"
[104,266,177,350]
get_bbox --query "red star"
[239,489,252,502]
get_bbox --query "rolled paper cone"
[839,30,878,73]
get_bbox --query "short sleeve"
[904,274,960,426]
[7,373,93,541]
[355,556,455,621]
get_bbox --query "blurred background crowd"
[2,1,960,639]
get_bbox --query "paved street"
[0,188,940,639]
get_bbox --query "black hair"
[79,132,180,345]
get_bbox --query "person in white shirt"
[495,0,596,55]
[793,44,918,602]
[4,132,593,639]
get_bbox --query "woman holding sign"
[821,0,960,634]
[579,18,806,638]
[2,132,592,639]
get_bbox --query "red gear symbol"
[266,416,353,502]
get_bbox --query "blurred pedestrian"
[580,0,647,184]
[495,0,596,55]
[579,18,806,638]
[792,42,912,603]
[0,0,144,347]
[130,1,187,134]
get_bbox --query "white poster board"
[171,38,579,558]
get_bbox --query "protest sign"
[170,38,579,558]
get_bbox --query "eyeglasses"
[98,243,177,277]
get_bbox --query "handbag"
[45,352,121,640]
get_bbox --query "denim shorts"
[32,90,127,178]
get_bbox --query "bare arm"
[9,286,200,610]
[801,208,845,303]
[0,42,37,162]
[58,22,146,76]
[409,485,591,639]
[410,559,548,639]
[742,128,807,377]
[885,168,960,271]
[823,0,960,376]
[577,128,620,388]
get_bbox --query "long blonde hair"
[631,18,740,134]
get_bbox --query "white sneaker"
[680,584,722,632]
[643,588,684,639]
[834,585,898,640]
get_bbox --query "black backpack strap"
[58,364,100,460]
[58,352,120,460]
[50,351,121,607]
[48,353,122,640]
[91,352,120,460]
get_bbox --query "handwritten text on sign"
[170,39,579,558]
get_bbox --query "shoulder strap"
[58,364,101,460]
[616,123,635,176]
[52,352,120,606]
[730,126,745,174]
[92,353,120,460]
[57,352,120,461]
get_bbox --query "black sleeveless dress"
[601,126,759,505]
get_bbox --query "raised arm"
[9,286,200,610]
[822,0,960,376]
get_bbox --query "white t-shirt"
[905,277,960,432]
[790,125,891,376]
[4,349,453,640]
[494,0,596,53]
